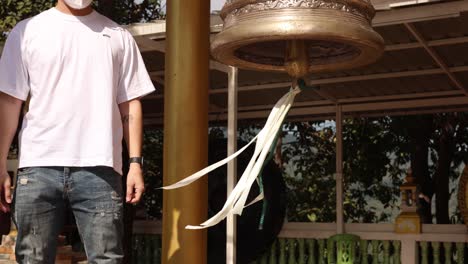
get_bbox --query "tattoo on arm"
[122,114,134,124]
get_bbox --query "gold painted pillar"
[162,0,210,263]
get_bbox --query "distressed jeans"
[12,167,124,264]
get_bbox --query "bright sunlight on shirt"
[0,8,156,175]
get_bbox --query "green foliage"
[94,0,164,25]
[342,117,405,223]
[140,129,164,219]
[282,114,468,224]
[282,121,337,222]
[282,118,407,223]
[0,0,55,41]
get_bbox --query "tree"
[282,121,337,222]
[95,0,164,25]
[282,118,406,223]
[0,0,55,42]
[282,113,468,225]
[430,113,468,224]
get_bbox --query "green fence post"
[261,253,269,264]
[382,240,390,264]
[318,239,326,264]
[269,240,277,264]
[288,238,297,264]
[144,235,153,264]
[456,242,465,264]
[327,238,335,264]
[443,242,452,264]
[132,235,139,264]
[420,241,429,264]
[155,235,161,264]
[307,239,316,264]
[280,238,287,264]
[298,238,306,264]
[432,241,441,264]
[134,234,142,264]
[360,240,368,264]
[393,241,401,264]
[371,240,379,264]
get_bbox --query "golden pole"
[162,0,210,262]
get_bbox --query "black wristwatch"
[129,157,144,167]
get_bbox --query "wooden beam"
[309,86,337,103]
[223,96,468,120]
[373,0,468,27]
[428,36,468,47]
[144,103,468,126]
[386,36,468,52]
[150,71,165,77]
[126,21,166,37]
[144,70,468,100]
[132,220,468,238]
[202,66,468,95]
[189,90,462,115]
[404,23,467,95]
[306,68,446,86]
[152,76,165,86]
[210,82,291,95]
[338,90,463,104]
[134,36,166,53]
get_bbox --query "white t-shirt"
[0,8,155,175]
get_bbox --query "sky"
[211,0,226,11]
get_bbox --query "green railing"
[131,236,401,264]
[132,234,162,264]
[251,238,401,264]
[418,241,465,264]
[130,222,468,264]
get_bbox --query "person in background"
[0,0,155,262]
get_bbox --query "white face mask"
[63,0,93,10]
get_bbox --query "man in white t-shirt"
[0,0,155,262]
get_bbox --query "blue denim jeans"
[12,166,124,264]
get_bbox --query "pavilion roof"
[130,0,468,125]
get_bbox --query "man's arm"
[119,99,145,204]
[0,92,23,212]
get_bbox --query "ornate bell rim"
[211,7,384,73]
[220,0,376,22]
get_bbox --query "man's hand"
[126,164,145,204]
[0,169,12,212]
[0,92,23,213]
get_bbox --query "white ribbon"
[162,86,301,229]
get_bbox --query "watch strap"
[129,157,144,166]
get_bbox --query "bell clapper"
[285,40,309,79]
[286,40,310,95]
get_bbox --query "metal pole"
[336,104,344,234]
[162,0,210,262]
[226,66,238,264]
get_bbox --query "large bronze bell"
[211,0,384,78]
